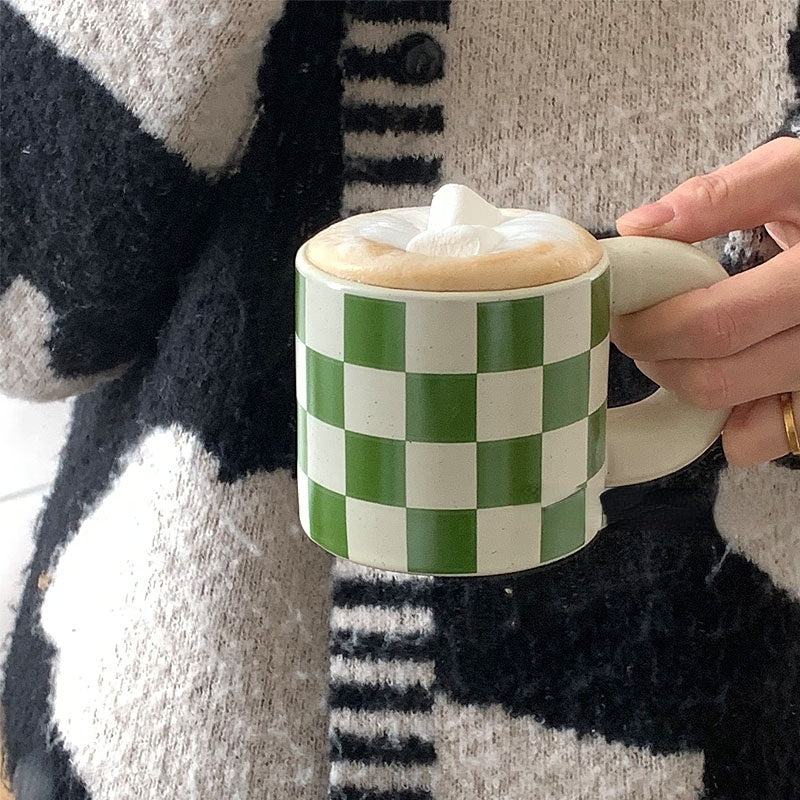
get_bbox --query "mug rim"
[296,241,609,302]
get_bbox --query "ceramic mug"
[294,234,730,576]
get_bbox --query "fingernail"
[764,221,800,250]
[617,201,675,230]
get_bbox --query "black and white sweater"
[2,2,799,799]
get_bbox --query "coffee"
[305,184,604,292]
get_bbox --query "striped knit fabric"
[329,560,436,800]
[1,2,799,799]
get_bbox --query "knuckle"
[774,134,800,165]
[680,361,730,410]
[695,298,739,358]
[683,171,731,208]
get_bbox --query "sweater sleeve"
[0,0,285,401]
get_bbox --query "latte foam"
[304,185,604,291]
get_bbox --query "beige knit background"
[344,0,797,233]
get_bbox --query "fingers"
[615,136,800,242]
[611,241,800,361]
[722,394,799,467]
[635,324,800,410]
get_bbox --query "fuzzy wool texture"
[0,277,128,401]
[1,1,800,798]
[2,4,346,797]
[431,699,704,800]
[6,0,286,175]
[1,5,215,391]
[39,426,332,800]
[714,461,800,600]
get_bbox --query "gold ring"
[780,392,800,455]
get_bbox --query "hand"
[612,136,800,467]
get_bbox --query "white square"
[589,336,609,414]
[543,280,591,364]
[345,498,408,572]
[477,368,542,441]
[477,504,542,575]
[541,418,589,505]
[584,468,607,544]
[305,277,344,360]
[297,469,310,535]
[306,414,346,494]
[406,442,477,509]
[295,337,307,409]
[344,363,405,439]
[405,299,477,373]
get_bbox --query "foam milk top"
[304,184,604,291]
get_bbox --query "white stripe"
[332,558,434,584]
[343,78,444,109]
[344,19,448,52]
[329,707,434,740]
[342,182,435,216]
[330,761,432,791]
[330,605,434,636]
[295,337,307,409]
[330,654,435,688]
[344,130,444,160]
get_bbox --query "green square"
[306,348,344,428]
[540,487,586,563]
[297,405,308,473]
[406,508,477,574]
[542,351,590,432]
[345,431,405,506]
[587,402,607,479]
[477,435,542,508]
[308,479,347,558]
[406,373,477,443]
[296,270,306,343]
[591,268,611,348]
[344,295,405,371]
[477,296,543,372]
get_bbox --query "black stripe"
[330,787,432,800]
[331,731,436,765]
[347,1,449,24]
[344,155,441,186]
[333,579,433,609]
[342,103,444,135]
[330,682,434,712]
[330,630,433,662]
[341,46,443,85]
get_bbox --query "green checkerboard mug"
[294,221,730,576]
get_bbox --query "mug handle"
[601,236,732,487]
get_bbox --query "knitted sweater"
[1,2,799,798]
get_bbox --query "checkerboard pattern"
[296,261,610,575]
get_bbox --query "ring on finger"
[779,392,800,455]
